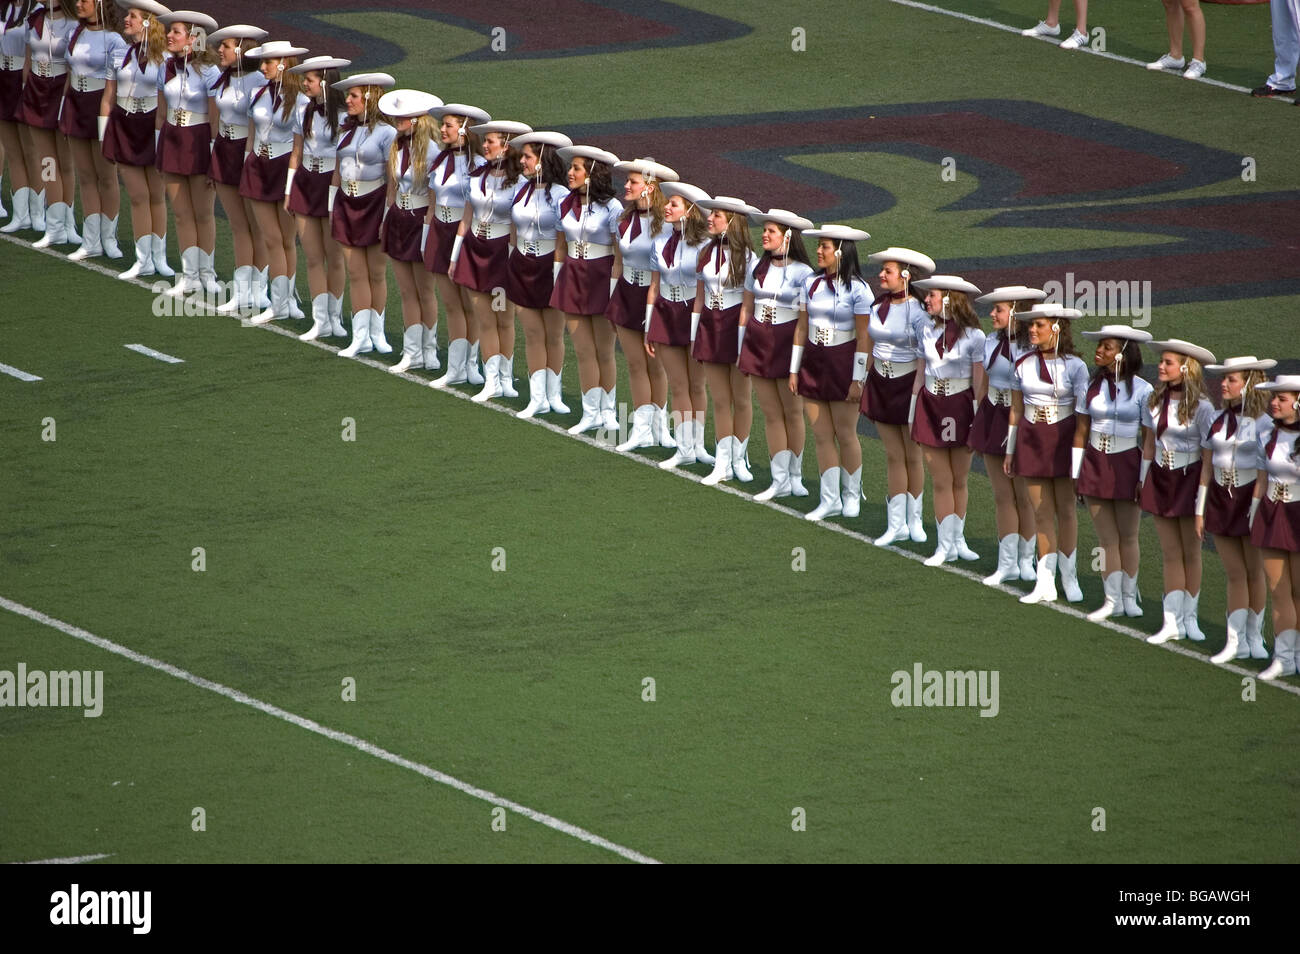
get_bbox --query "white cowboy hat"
[378,89,443,118]
[696,196,760,216]
[556,145,619,167]
[114,0,172,16]
[1203,356,1278,373]
[510,131,572,151]
[805,224,871,243]
[1145,338,1216,366]
[245,40,309,59]
[331,72,396,91]
[612,158,679,183]
[1079,324,1154,343]
[865,247,935,277]
[658,181,711,205]
[429,103,492,125]
[1017,304,1085,320]
[206,24,266,44]
[973,285,1047,307]
[1256,374,1300,392]
[911,275,981,296]
[745,208,813,231]
[158,10,217,35]
[469,120,533,139]
[289,56,351,74]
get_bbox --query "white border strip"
[882,0,1290,98]
[12,853,114,865]
[0,595,661,864]
[124,343,184,364]
[0,361,41,382]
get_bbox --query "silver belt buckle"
[756,304,776,324]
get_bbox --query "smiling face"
[664,194,688,224]
[300,70,323,98]
[75,0,96,22]
[1221,371,1245,402]
[878,261,905,294]
[815,239,839,272]
[761,222,788,254]
[216,39,242,68]
[990,302,1012,330]
[520,143,541,177]
[1157,351,1185,384]
[1028,317,1059,350]
[1269,390,1298,422]
[344,87,365,117]
[706,209,729,236]
[439,115,463,146]
[924,288,946,317]
[482,132,508,161]
[393,116,413,134]
[624,172,650,206]
[165,23,192,55]
[1093,336,1121,368]
[566,157,588,191]
[123,8,146,40]
[258,57,284,81]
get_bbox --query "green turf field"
[2,0,1298,864]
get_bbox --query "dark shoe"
[1251,84,1287,97]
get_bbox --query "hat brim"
[745,209,813,231]
[378,90,443,118]
[158,11,218,33]
[659,181,711,205]
[509,131,572,151]
[556,145,619,167]
[1145,340,1217,366]
[865,247,936,277]
[1256,376,1300,392]
[207,25,267,44]
[469,121,533,138]
[288,57,351,74]
[331,73,396,91]
[1079,325,1155,342]
[805,225,871,243]
[912,276,980,296]
[612,160,679,183]
[429,104,492,125]
[1018,306,1084,320]
[972,286,1047,307]
[1204,358,1278,373]
[246,43,309,59]
[696,196,759,216]
[114,0,172,16]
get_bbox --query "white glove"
[1248,497,1260,527]
[448,233,464,271]
[1194,484,1207,517]
[552,261,562,283]
[97,116,107,142]
[644,303,653,335]
[1070,446,1084,480]
[1139,458,1151,486]
[907,393,918,428]
[283,167,296,197]
[737,324,746,354]
[154,129,160,150]
[689,312,700,343]
[1005,424,1017,455]
[421,224,430,248]
[609,277,618,299]
[852,350,868,384]
[327,185,338,214]
[789,345,804,375]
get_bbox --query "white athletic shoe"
[1146,54,1184,71]
[1059,29,1089,50]
[1182,59,1206,80]
[1021,20,1059,37]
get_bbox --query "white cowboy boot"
[1259,629,1297,680]
[517,369,550,418]
[299,294,332,341]
[151,233,175,276]
[655,405,676,447]
[924,514,958,567]
[732,437,754,482]
[1121,572,1143,617]
[788,449,808,496]
[167,247,201,296]
[466,340,484,385]
[567,388,604,434]
[30,188,47,232]
[1147,591,1186,643]
[100,214,122,258]
[327,294,346,336]
[217,266,256,314]
[805,467,843,521]
[67,212,102,260]
[118,235,157,280]
[369,309,392,354]
[390,325,425,373]
[1020,552,1058,604]
[423,323,440,369]
[33,201,70,248]
[249,275,291,324]
[0,186,31,232]
[1057,550,1085,602]
[545,368,569,414]
[286,273,305,318]
[431,339,469,386]
[953,516,979,561]
[659,419,698,469]
[1212,609,1249,664]
[840,466,862,517]
[500,354,518,397]
[473,354,504,402]
[694,420,715,466]
[254,267,271,309]
[1087,571,1123,621]
[754,450,789,502]
[338,309,374,358]
[907,491,927,542]
[600,387,618,431]
[701,435,735,486]
[1018,536,1037,581]
[983,535,1020,586]
[875,495,908,546]
[616,404,656,451]
[1245,610,1268,659]
[1182,590,1207,641]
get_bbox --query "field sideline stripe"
[124,343,184,364]
[0,361,42,382]
[0,595,662,864]
[11,853,114,865]
[881,0,1288,99]
[6,218,1298,698]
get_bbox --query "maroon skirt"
[912,386,975,449]
[382,205,426,263]
[102,104,156,166]
[239,151,291,203]
[968,397,1011,456]
[20,72,64,129]
[693,302,741,365]
[422,216,458,275]
[208,135,248,186]
[331,187,386,248]
[1206,478,1254,539]
[0,68,22,122]
[738,318,795,379]
[1250,497,1300,553]
[1139,459,1202,518]
[56,86,100,139]
[506,248,555,310]
[604,277,649,331]
[288,165,331,218]
[156,121,211,177]
[452,231,510,292]
[1078,445,1141,500]
[549,255,613,316]
[647,298,693,348]
[1013,416,1074,479]
[798,339,855,403]
[862,364,916,424]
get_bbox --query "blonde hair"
[277,59,303,122]
[1242,369,1269,419]
[1148,355,1206,427]
[388,114,435,185]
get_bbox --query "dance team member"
[1004,303,1088,605]
[329,70,395,357]
[1199,356,1275,662]
[0,0,43,234]
[286,53,349,340]
[104,0,172,279]
[864,247,934,545]
[205,23,266,312]
[790,224,871,521]
[22,0,80,248]
[647,179,713,469]
[1252,374,1300,680]
[506,129,571,417]
[741,208,814,500]
[1074,325,1153,620]
[426,101,487,387]
[909,275,986,565]
[1140,338,1216,642]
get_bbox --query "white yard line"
[124,343,184,364]
[0,361,41,382]
[881,0,1289,99]
[0,595,661,865]
[11,853,114,864]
